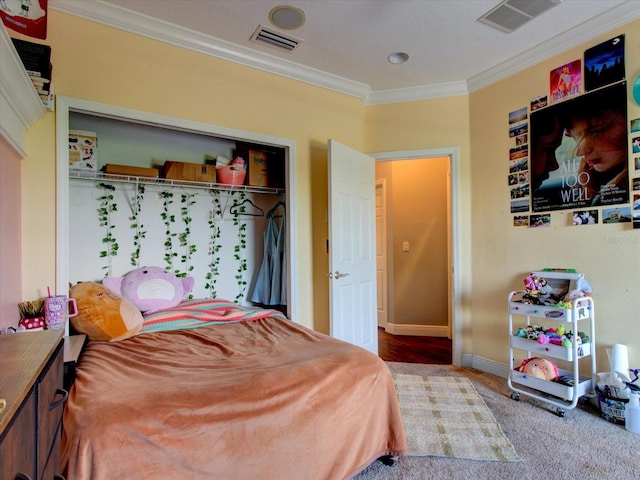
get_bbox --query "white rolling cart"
[508,270,596,417]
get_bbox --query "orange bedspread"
[62,316,406,479]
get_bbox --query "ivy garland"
[178,193,197,282]
[129,183,146,267]
[159,191,177,271]
[205,190,223,298]
[97,182,119,277]
[232,192,248,303]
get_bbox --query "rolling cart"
[508,270,596,416]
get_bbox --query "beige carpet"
[354,363,640,480]
[393,374,520,462]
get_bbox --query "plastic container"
[596,386,628,425]
[625,392,640,434]
[216,165,246,185]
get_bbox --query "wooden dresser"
[0,330,67,480]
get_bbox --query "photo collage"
[508,34,640,229]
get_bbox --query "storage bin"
[104,164,159,178]
[163,161,216,183]
[596,386,627,425]
[217,165,246,185]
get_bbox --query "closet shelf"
[69,170,284,195]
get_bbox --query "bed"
[61,299,406,479]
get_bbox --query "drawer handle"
[50,388,69,410]
[15,473,32,480]
[54,475,67,480]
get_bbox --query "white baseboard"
[384,323,449,338]
[461,353,510,379]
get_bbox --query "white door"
[328,139,377,354]
[375,180,389,328]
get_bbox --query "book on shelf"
[11,37,53,109]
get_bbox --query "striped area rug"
[393,374,521,462]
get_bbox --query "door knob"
[333,271,350,279]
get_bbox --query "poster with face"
[530,82,628,212]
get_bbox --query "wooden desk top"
[0,329,64,436]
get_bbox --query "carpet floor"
[353,363,640,480]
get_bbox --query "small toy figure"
[523,273,549,305]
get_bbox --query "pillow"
[69,282,143,341]
[103,266,195,313]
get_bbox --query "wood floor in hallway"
[377,327,452,364]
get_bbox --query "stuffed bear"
[103,266,195,313]
[69,282,143,341]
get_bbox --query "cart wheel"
[556,408,565,417]
[511,392,520,401]
[379,455,396,466]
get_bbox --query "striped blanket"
[141,299,287,333]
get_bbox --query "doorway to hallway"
[372,147,461,366]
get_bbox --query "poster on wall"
[584,35,625,92]
[530,81,628,212]
[0,0,48,39]
[550,60,581,103]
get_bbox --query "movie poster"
[530,82,628,212]
[0,0,48,39]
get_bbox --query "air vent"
[478,0,562,33]
[250,25,303,52]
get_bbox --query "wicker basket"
[216,165,246,185]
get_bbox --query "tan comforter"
[62,315,406,479]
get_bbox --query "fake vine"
[97,182,119,277]
[159,191,177,271]
[129,183,146,267]
[232,192,248,303]
[205,190,223,298]
[178,193,197,279]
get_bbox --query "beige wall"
[0,136,22,326]
[469,20,640,373]
[10,12,640,372]
[375,157,449,327]
[18,11,365,333]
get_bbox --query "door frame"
[370,147,461,366]
[375,179,389,329]
[55,96,298,323]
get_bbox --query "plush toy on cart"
[522,273,550,305]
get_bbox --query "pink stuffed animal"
[517,357,559,381]
[103,267,195,313]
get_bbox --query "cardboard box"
[69,130,98,171]
[163,161,216,183]
[235,147,284,188]
[104,164,160,178]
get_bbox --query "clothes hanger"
[267,200,286,218]
[229,198,265,216]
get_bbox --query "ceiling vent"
[477,0,562,33]
[250,25,303,52]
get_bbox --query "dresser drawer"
[37,341,66,480]
[0,389,36,480]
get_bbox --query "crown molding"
[365,81,469,105]
[51,0,639,104]
[467,1,640,93]
[0,24,46,158]
[50,0,370,100]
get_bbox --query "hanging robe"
[251,214,286,305]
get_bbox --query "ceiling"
[50,0,638,104]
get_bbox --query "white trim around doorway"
[369,147,462,366]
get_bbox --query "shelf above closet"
[69,170,284,195]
